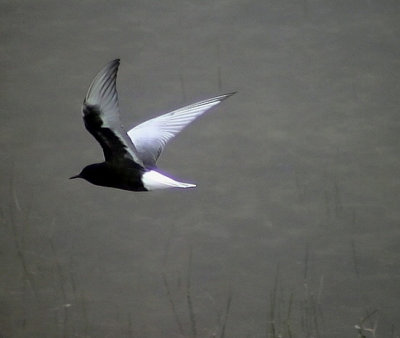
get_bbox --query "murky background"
[1,1,399,337]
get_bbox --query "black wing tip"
[219,91,237,101]
[106,59,120,72]
[101,59,120,73]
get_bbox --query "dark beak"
[69,174,81,179]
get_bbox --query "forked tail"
[141,170,196,191]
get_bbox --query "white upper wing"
[127,92,235,168]
[83,59,144,167]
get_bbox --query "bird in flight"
[70,59,235,191]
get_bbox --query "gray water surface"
[1,1,399,337]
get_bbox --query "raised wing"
[82,59,144,167]
[127,92,235,168]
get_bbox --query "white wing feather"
[83,59,144,167]
[127,92,235,167]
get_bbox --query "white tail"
[141,170,196,191]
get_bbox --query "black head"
[70,163,111,186]
[70,166,91,182]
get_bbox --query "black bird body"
[73,162,146,191]
[71,59,235,192]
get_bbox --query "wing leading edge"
[82,59,144,167]
[128,92,236,168]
